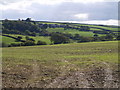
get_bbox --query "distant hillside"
[1,18,120,47]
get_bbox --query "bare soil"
[2,61,119,88]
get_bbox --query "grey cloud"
[2,1,118,21]
[52,2,118,21]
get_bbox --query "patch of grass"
[47,28,95,37]
[2,36,21,44]
[71,24,119,32]
[3,41,118,66]
[4,34,51,44]
[90,28,103,31]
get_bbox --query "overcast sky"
[0,0,119,25]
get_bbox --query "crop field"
[2,41,119,88]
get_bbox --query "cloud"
[0,0,118,26]
[1,0,119,6]
[74,13,89,20]
[81,19,118,26]
[1,0,31,10]
[56,19,118,26]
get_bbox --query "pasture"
[2,34,51,44]
[46,28,104,37]
[2,36,21,44]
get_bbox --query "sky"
[0,0,119,25]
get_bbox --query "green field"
[71,24,119,32]
[2,21,119,46]
[2,34,51,44]
[47,28,101,37]
[90,28,103,31]
[3,41,118,64]
[2,41,119,88]
[2,36,21,44]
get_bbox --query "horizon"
[1,18,119,26]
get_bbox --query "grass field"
[2,22,119,46]
[2,41,119,88]
[90,28,103,31]
[46,28,104,37]
[3,34,51,44]
[71,24,119,32]
[2,36,21,44]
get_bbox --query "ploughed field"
[2,41,119,88]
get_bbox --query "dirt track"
[47,64,119,88]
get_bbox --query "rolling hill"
[1,20,120,46]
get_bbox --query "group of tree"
[2,19,93,36]
[2,18,41,35]
[50,33,70,44]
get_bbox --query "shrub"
[22,40,35,46]
[17,36,22,40]
[25,36,35,42]
[9,43,21,47]
[77,37,93,43]
[37,40,47,45]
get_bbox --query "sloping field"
[2,36,21,44]
[46,28,95,37]
[70,23,119,32]
[43,22,119,37]
[2,41,119,88]
[2,34,51,44]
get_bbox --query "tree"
[64,24,69,30]
[93,34,98,37]
[74,34,81,40]
[50,33,70,44]
[99,36,107,41]
[80,26,90,31]
[37,40,47,45]
[10,43,21,47]
[2,20,40,35]
[30,32,36,36]
[17,36,22,41]
[26,18,31,22]
[28,38,35,42]
[25,36,35,42]
[22,40,35,46]
[93,34,100,41]
[25,36,30,40]
[105,34,114,41]
[77,36,93,43]
[41,24,48,30]
[25,30,31,35]
[116,35,120,40]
